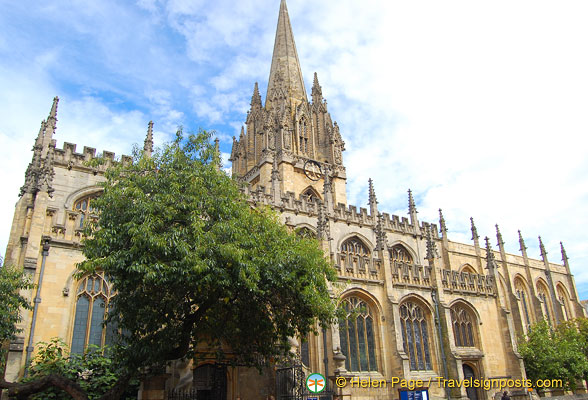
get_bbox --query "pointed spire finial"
[251,82,262,107]
[144,121,154,157]
[470,217,479,241]
[560,241,569,265]
[367,178,378,217]
[266,0,307,108]
[495,224,504,248]
[43,96,59,151]
[518,230,527,251]
[408,189,417,214]
[375,212,386,251]
[311,72,323,102]
[539,236,548,260]
[439,209,447,234]
[49,96,59,120]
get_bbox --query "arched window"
[338,297,378,372]
[400,300,432,371]
[340,237,371,272]
[300,335,310,368]
[536,281,554,325]
[390,244,413,263]
[71,271,114,354]
[450,304,476,347]
[74,193,100,229]
[299,118,309,155]
[460,264,476,274]
[301,187,321,203]
[514,278,532,331]
[557,285,571,321]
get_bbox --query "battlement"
[242,184,433,236]
[52,140,133,172]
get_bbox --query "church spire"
[311,72,323,104]
[265,0,307,110]
[251,82,262,108]
[144,121,154,157]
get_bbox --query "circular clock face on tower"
[303,159,322,181]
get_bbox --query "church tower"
[230,0,347,206]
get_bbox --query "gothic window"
[400,301,432,371]
[390,244,413,263]
[557,285,571,321]
[74,193,100,229]
[461,264,476,274]
[340,237,371,272]
[514,278,532,331]
[300,335,310,368]
[71,271,114,354]
[299,118,309,155]
[301,187,320,203]
[338,297,378,372]
[450,304,476,347]
[536,281,554,325]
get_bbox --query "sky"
[1,0,588,297]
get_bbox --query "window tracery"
[71,271,115,354]
[390,244,413,263]
[536,281,554,325]
[338,297,378,372]
[340,237,371,272]
[73,193,100,229]
[400,301,432,371]
[557,285,571,321]
[450,304,476,347]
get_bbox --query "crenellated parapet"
[52,141,133,173]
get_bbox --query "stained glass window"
[450,305,476,347]
[338,297,378,372]
[400,301,432,370]
[71,272,113,354]
[557,286,571,321]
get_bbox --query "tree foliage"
[518,319,588,391]
[22,338,137,400]
[0,265,34,367]
[78,130,338,371]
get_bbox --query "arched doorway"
[463,364,478,400]
[193,364,227,400]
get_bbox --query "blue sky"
[1,0,588,297]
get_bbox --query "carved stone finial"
[311,72,322,103]
[38,141,55,196]
[439,209,447,234]
[20,118,49,196]
[560,241,568,265]
[368,178,378,216]
[408,189,417,215]
[470,217,479,241]
[518,230,527,251]
[317,202,330,241]
[251,82,262,107]
[144,120,154,157]
[539,236,548,261]
[426,225,438,260]
[374,212,386,251]
[485,236,498,272]
[495,224,504,248]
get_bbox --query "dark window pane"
[357,316,367,371]
[413,320,424,370]
[406,317,416,370]
[88,298,105,347]
[348,318,358,372]
[366,317,377,371]
[71,296,90,354]
[421,320,432,369]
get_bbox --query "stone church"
[3,1,585,399]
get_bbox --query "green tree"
[22,338,138,400]
[78,130,338,369]
[0,265,34,369]
[519,319,588,391]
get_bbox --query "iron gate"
[276,365,334,400]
